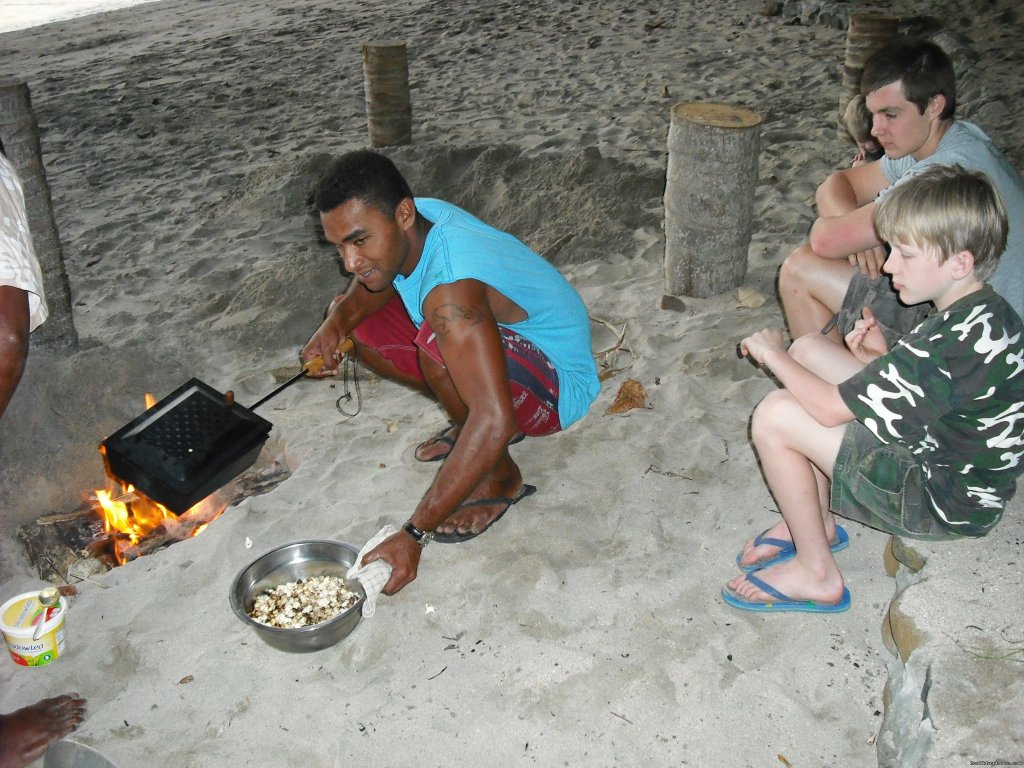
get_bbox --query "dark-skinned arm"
[300,279,395,376]
[0,285,30,418]
[362,278,519,593]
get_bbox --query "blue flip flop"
[735,524,850,572]
[722,571,851,613]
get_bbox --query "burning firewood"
[16,461,292,582]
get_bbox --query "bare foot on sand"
[0,693,87,768]
[435,464,532,539]
[414,423,460,462]
[414,424,525,463]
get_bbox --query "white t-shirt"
[0,153,48,331]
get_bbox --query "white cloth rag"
[345,525,396,618]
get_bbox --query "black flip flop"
[415,426,526,463]
[433,484,537,544]
[414,424,458,462]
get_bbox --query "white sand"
[0,0,1020,766]
[0,0,165,35]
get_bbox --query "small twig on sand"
[427,666,448,680]
[590,314,635,378]
[541,233,576,261]
[644,464,694,481]
[64,559,110,588]
[946,629,1023,663]
[590,315,628,358]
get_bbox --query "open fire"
[17,390,289,582]
[92,476,227,565]
[93,392,229,565]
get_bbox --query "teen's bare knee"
[751,390,800,446]
[778,244,817,295]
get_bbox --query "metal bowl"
[229,539,365,653]
[44,740,120,768]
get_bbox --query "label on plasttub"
[0,591,68,667]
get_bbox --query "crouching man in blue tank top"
[302,150,599,594]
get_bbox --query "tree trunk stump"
[663,102,762,299]
[0,77,78,349]
[362,41,412,147]
[838,14,899,136]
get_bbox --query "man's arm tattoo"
[430,303,484,338]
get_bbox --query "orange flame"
[96,393,226,565]
[93,480,226,565]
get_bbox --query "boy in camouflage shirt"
[726,164,1024,613]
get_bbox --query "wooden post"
[838,14,899,136]
[663,102,762,299]
[0,77,77,348]
[362,41,412,147]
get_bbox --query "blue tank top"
[392,199,599,428]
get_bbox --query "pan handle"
[249,339,357,411]
[303,338,355,376]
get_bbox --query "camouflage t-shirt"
[838,286,1024,536]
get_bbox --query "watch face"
[404,521,431,546]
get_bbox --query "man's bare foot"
[435,462,528,538]
[0,693,87,768]
[414,424,525,463]
[434,484,536,540]
[726,560,846,606]
[414,424,460,462]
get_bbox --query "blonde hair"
[843,95,873,145]
[875,164,1008,281]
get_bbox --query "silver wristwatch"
[403,520,433,548]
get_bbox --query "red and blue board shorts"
[350,294,561,436]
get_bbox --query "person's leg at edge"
[728,390,848,605]
[778,244,857,341]
[0,694,87,768]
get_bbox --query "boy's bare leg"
[778,244,856,341]
[0,694,87,768]
[434,447,525,536]
[417,342,469,432]
[733,332,862,567]
[730,390,848,604]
